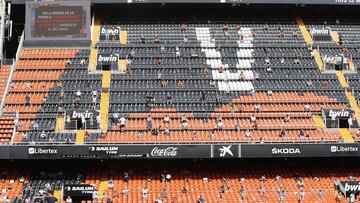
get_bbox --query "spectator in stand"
[284,114,291,122]
[245,130,252,138]
[119,115,126,130]
[216,119,224,131]
[218,65,225,73]
[223,24,229,31]
[141,187,149,201]
[203,67,209,75]
[235,24,241,31]
[278,188,286,202]
[113,112,119,125]
[279,30,285,38]
[181,23,187,32]
[250,115,257,123]
[154,36,160,44]
[166,93,172,105]
[66,196,73,203]
[183,35,188,44]
[163,114,171,125]
[177,80,184,87]
[161,80,168,88]
[197,195,206,203]
[299,130,305,138]
[254,104,260,113]
[267,90,273,96]
[280,130,286,138]
[24,94,30,106]
[175,46,181,58]
[201,90,207,103]
[76,89,81,102]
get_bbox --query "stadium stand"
[0,159,358,203]
[0,7,358,144]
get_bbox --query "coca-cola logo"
[151,147,178,157]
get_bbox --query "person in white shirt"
[163,115,171,124]
[81,114,86,129]
[76,90,81,101]
[66,196,72,203]
[348,118,353,128]
[141,187,148,200]
[349,192,355,203]
[119,116,127,129]
[122,187,129,195]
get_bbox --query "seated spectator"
[183,35,188,44]
[266,66,272,72]
[190,49,198,57]
[292,31,298,38]
[182,121,189,131]
[280,130,286,138]
[284,114,291,122]
[294,58,300,64]
[163,114,171,124]
[161,80,168,88]
[160,45,165,52]
[239,71,245,80]
[25,94,30,106]
[279,31,285,38]
[203,67,209,74]
[181,114,188,123]
[265,58,270,64]
[245,130,252,138]
[235,122,241,132]
[76,89,81,101]
[181,23,187,31]
[166,93,172,105]
[175,46,181,58]
[267,90,273,96]
[218,65,225,73]
[154,36,160,44]
[177,80,184,87]
[164,127,170,136]
[254,104,260,113]
[251,31,257,38]
[299,130,305,137]
[108,179,114,189]
[141,35,146,43]
[223,24,229,31]
[280,58,285,64]
[235,24,241,31]
[137,131,144,140]
[119,115,126,129]
[155,58,162,65]
[216,120,224,131]
[112,112,119,124]
[250,115,256,123]
[304,104,311,112]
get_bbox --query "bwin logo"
[311,28,329,35]
[272,148,301,154]
[329,110,349,118]
[101,27,119,34]
[98,54,118,62]
[219,146,234,157]
[72,111,93,119]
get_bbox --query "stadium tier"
[1,9,359,145]
[0,3,360,203]
[0,159,358,203]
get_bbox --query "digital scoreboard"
[25,0,90,41]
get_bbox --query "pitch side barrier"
[11,0,360,5]
[0,143,358,159]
